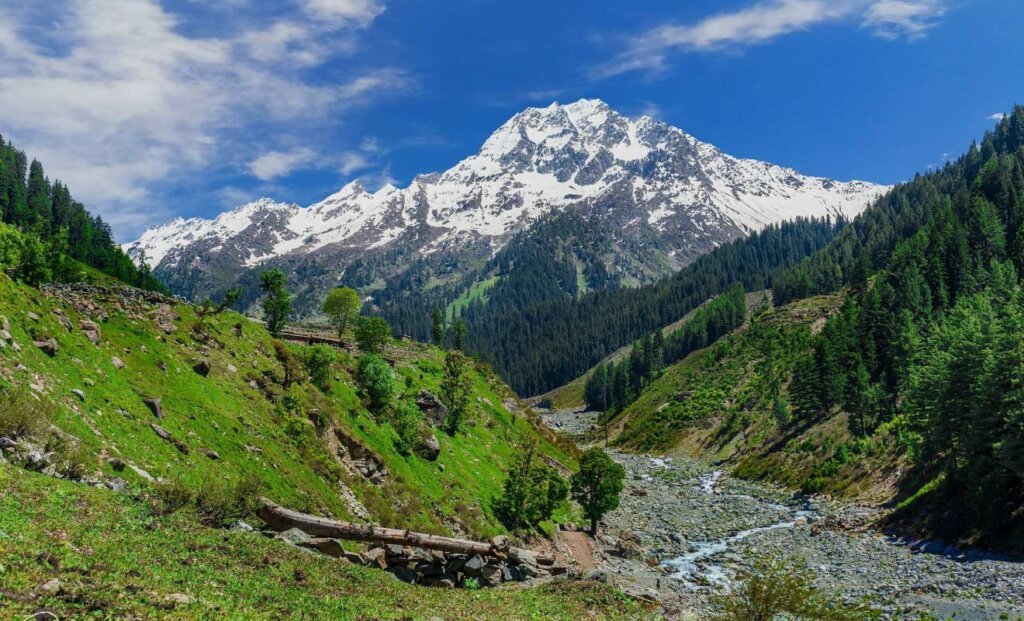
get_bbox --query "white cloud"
[339,151,371,175]
[862,0,947,39]
[0,0,406,239]
[249,148,319,180]
[301,0,384,26]
[596,0,951,78]
[989,112,1008,121]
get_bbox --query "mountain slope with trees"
[0,134,162,291]
[595,107,1024,551]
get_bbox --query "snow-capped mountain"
[127,99,887,314]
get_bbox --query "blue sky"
[0,0,1020,240]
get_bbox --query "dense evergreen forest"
[0,134,162,290]
[458,217,841,395]
[782,107,1024,545]
[583,284,749,414]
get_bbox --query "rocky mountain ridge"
[126,99,886,314]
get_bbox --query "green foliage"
[494,440,569,531]
[0,384,54,440]
[152,477,194,514]
[259,269,293,336]
[391,398,429,456]
[192,473,264,526]
[381,216,842,396]
[440,349,472,435]
[356,354,395,414]
[583,363,609,411]
[322,287,361,340]
[570,447,625,535]
[431,307,445,346]
[273,340,306,388]
[0,135,163,290]
[302,344,336,392]
[712,558,873,621]
[354,315,391,353]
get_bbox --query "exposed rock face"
[420,431,441,461]
[127,99,886,317]
[416,390,449,428]
[80,319,101,345]
[192,358,211,377]
[34,338,59,356]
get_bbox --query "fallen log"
[260,498,555,565]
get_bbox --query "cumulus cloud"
[0,0,407,238]
[249,148,319,180]
[301,0,384,26]
[339,151,371,175]
[595,0,951,78]
[989,112,1008,121]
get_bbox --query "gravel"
[540,409,1024,621]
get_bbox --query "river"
[541,409,1024,620]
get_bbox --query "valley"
[542,409,1024,620]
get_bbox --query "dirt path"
[560,530,596,571]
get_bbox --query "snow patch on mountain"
[126,99,888,271]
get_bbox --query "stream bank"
[542,409,1024,620]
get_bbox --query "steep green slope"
[0,465,650,620]
[610,294,910,502]
[0,271,574,539]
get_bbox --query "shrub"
[391,399,428,456]
[46,434,90,480]
[153,477,194,514]
[303,344,336,392]
[195,473,264,526]
[354,316,391,354]
[494,440,569,530]
[0,385,54,440]
[712,558,872,621]
[273,340,306,388]
[356,354,395,414]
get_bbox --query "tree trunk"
[259,498,554,565]
[590,517,597,537]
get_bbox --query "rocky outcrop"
[34,338,59,356]
[416,389,449,427]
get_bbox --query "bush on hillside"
[195,473,264,526]
[712,558,873,621]
[391,398,429,456]
[356,354,395,414]
[0,384,54,440]
[303,344,336,392]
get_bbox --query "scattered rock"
[276,528,312,547]
[164,593,192,606]
[34,338,59,356]
[192,358,211,377]
[301,538,348,558]
[421,431,441,461]
[27,311,39,322]
[128,464,154,482]
[106,477,127,492]
[416,389,450,427]
[107,457,126,471]
[150,423,189,454]
[71,389,86,402]
[142,397,163,419]
[110,356,125,369]
[80,320,101,345]
[202,448,220,460]
[38,579,61,595]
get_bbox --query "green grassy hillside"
[0,465,650,620]
[0,272,574,538]
[610,294,911,502]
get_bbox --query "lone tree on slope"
[323,287,362,341]
[259,269,293,337]
[570,447,625,536]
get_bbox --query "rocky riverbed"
[541,409,1024,620]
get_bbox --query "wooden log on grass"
[259,498,554,565]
